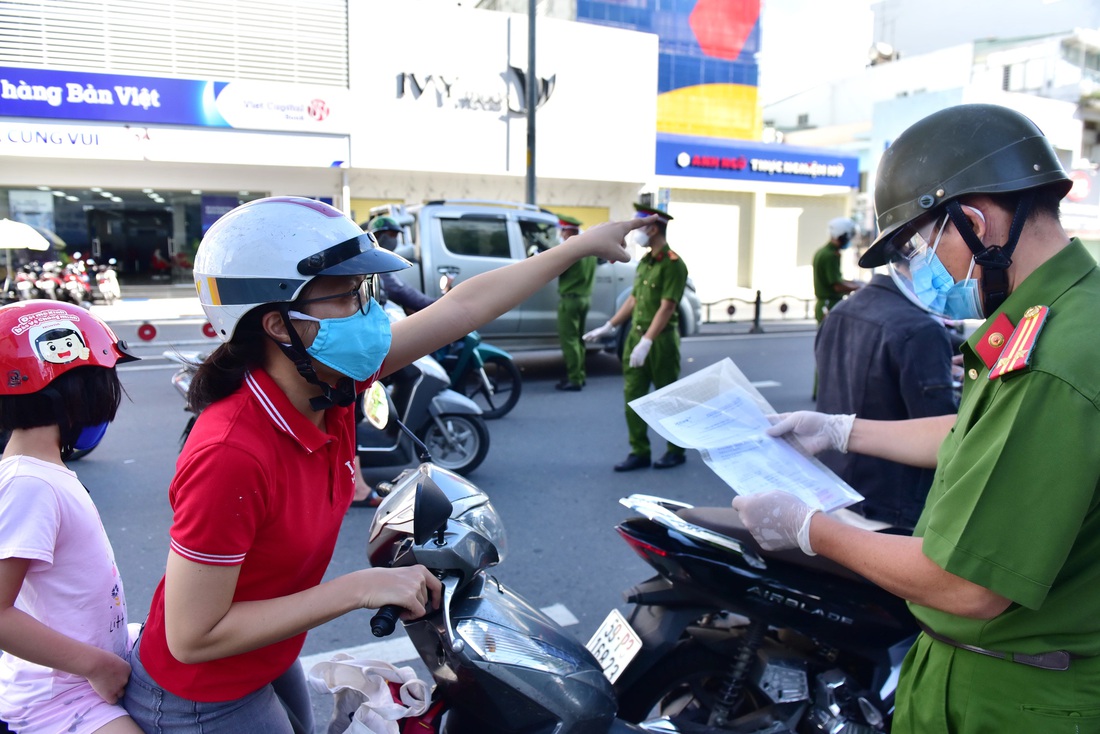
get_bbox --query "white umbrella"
[0,219,52,291]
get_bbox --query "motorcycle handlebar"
[370,604,402,637]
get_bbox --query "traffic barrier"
[701,291,814,334]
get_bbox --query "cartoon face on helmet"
[194,197,412,342]
[0,300,138,395]
[860,104,1072,268]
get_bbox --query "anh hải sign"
[656,134,859,188]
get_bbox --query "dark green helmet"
[368,215,402,234]
[860,104,1071,268]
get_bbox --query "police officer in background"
[585,204,689,471]
[812,217,863,323]
[554,214,596,391]
[366,216,436,314]
[733,103,1100,732]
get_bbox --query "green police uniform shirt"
[910,239,1100,657]
[631,248,688,336]
[558,256,596,297]
[812,242,844,306]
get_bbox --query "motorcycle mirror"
[413,474,453,546]
[362,382,390,430]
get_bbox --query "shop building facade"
[2,0,859,306]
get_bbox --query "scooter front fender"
[430,388,482,417]
[473,342,513,362]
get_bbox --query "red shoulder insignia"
[668,250,680,261]
[974,312,1014,370]
[988,305,1049,380]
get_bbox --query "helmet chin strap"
[944,191,1034,316]
[274,309,356,411]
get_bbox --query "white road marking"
[540,603,579,627]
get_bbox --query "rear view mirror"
[362,382,390,430]
[413,474,453,546]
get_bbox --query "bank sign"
[656,134,859,188]
[0,66,349,134]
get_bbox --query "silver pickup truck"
[369,200,701,353]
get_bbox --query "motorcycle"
[599,494,919,732]
[432,330,522,420]
[163,350,204,448]
[357,352,490,476]
[366,461,663,733]
[165,347,490,476]
[92,259,122,304]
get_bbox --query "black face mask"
[836,234,851,249]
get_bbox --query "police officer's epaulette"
[668,251,679,261]
[987,305,1049,380]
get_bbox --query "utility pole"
[525,0,537,205]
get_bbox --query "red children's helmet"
[0,300,138,396]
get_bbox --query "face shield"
[886,211,983,320]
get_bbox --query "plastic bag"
[307,653,437,734]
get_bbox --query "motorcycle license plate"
[585,609,642,683]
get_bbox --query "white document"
[629,359,863,512]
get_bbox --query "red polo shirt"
[138,369,359,701]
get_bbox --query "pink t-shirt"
[0,456,129,719]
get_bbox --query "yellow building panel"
[657,84,762,140]
[542,205,611,229]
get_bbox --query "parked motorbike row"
[5,259,121,307]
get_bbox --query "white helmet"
[194,197,410,341]
[827,217,857,241]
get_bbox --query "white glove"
[765,411,855,455]
[583,320,615,342]
[732,491,820,555]
[628,336,652,368]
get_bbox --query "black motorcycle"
[366,464,661,733]
[599,494,918,733]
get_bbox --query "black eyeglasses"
[294,277,376,315]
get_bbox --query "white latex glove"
[583,321,615,342]
[732,491,820,555]
[765,411,855,455]
[628,336,652,368]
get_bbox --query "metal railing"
[701,291,815,333]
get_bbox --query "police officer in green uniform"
[584,204,689,471]
[555,215,596,391]
[730,104,1100,733]
[812,218,862,323]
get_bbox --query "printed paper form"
[630,359,863,512]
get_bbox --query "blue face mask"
[909,249,953,314]
[289,299,392,382]
[942,259,983,320]
[892,212,984,319]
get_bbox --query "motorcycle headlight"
[455,500,508,563]
[456,619,585,675]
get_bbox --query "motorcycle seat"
[676,507,873,585]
